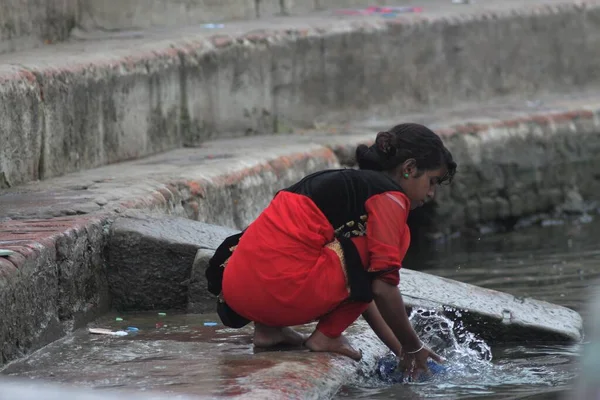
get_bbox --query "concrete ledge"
[4,1,600,186]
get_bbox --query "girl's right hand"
[399,345,444,381]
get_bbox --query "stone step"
[3,0,600,187]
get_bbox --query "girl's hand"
[399,344,444,381]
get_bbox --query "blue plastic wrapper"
[376,353,447,383]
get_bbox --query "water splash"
[346,308,573,398]
[410,308,492,365]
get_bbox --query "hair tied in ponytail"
[355,143,385,171]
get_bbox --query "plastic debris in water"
[115,317,123,322]
[126,327,139,332]
[158,312,167,316]
[204,322,218,327]
[89,328,129,336]
[202,23,225,29]
[0,249,15,257]
[376,353,447,383]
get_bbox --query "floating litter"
[158,312,167,316]
[204,322,218,327]
[89,328,129,336]
[0,249,15,257]
[126,327,139,332]
[115,317,123,321]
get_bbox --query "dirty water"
[338,214,600,399]
[2,216,599,400]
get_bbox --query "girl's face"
[395,164,448,210]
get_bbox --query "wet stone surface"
[0,312,366,399]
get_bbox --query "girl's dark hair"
[355,123,457,185]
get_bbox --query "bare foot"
[253,324,307,348]
[304,330,362,361]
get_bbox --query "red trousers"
[222,192,369,337]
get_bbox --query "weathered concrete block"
[36,53,183,180]
[55,218,110,324]
[0,244,62,365]
[268,34,331,130]
[106,212,237,311]
[401,269,583,343]
[0,67,43,188]
[0,0,77,54]
[181,41,275,145]
[0,217,109,366]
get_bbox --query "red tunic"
[220,169,411,337]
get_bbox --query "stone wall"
[4,2,600,187]
[437,113,600,233]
